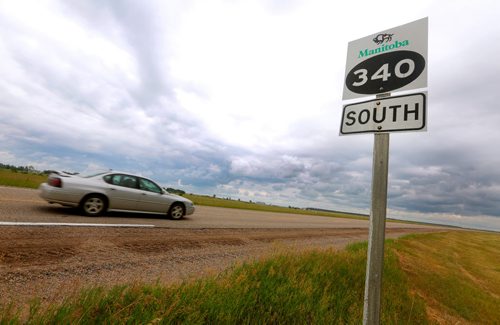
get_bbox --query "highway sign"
[343,18,428,100]
[340,92,426,135]
[339,18,430,325]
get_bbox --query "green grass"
[0,168,47,189]
[2,231,499,323]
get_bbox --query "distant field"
[0,168,46,189]
[2,231,498,323]
[184,194,367,220]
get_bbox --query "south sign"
[340,92,426,135]
[342,18,428,100]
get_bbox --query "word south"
[344,103,420,126]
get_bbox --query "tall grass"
[1,242,428,324]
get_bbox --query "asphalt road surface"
[1,186,436,229]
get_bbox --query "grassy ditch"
[2,231,498,324]
[0,242,428,324]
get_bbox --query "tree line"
[0,163,50,174]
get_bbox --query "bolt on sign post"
[340,18,428,325]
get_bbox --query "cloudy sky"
[1,0,500,231]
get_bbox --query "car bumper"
[39,183,80,207]
[185,204,195,215]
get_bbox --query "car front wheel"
[81,195,107,216]
[168,203,185,220]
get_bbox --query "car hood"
[164,192,192,202]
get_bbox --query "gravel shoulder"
[0,226,443,307]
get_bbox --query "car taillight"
[48,177,62,188]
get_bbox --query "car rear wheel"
[81,195,107,216]
[168,203,185,220]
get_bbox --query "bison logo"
[373,33,394,45]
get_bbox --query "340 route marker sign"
[342,18,428,101]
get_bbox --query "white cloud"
[170,0,343,149]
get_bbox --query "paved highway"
[0,186,439,230]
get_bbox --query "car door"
[136,177,170,213]
[104,174,141,211]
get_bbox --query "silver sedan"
[39,171,195,219]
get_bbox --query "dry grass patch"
[393,231,500,324]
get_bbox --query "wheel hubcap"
[85,198,103,214]
[171,205,184,218]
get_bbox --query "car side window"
[120,175,138,189]
[103,174,122,186]
[139,178,162,194]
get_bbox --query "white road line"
[0,222,155,228]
